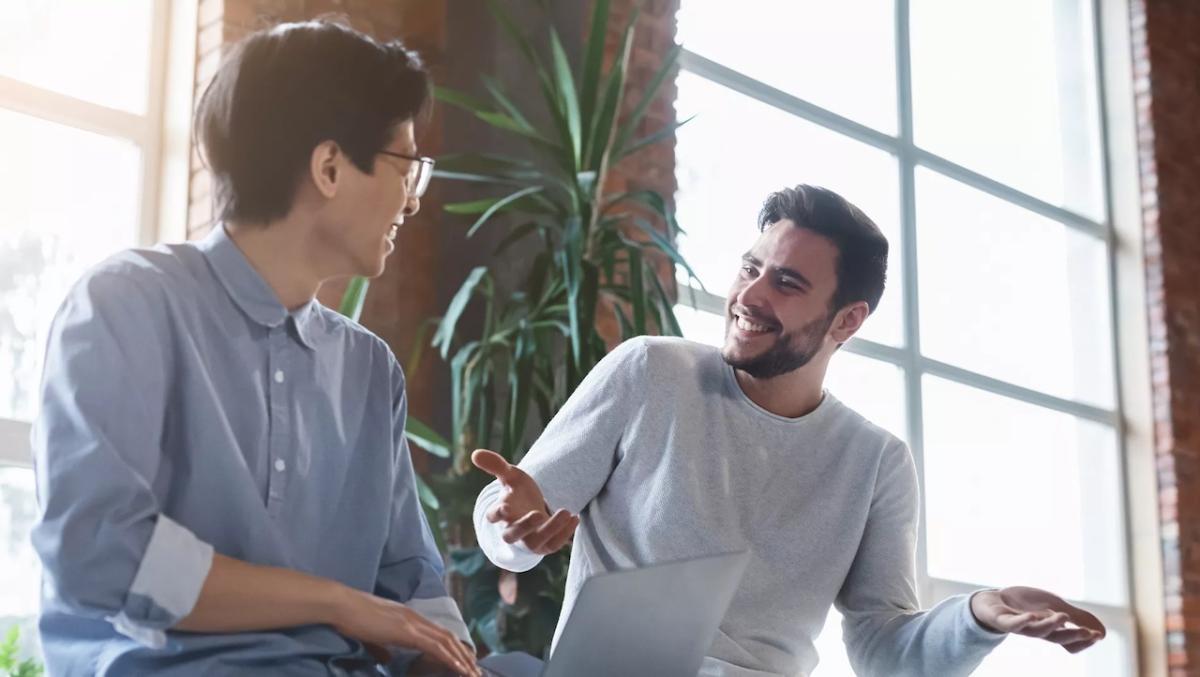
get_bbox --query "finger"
[485,502,506,523]
[1045,626,1099,646]
[1063,634,1102,654]
[502,511,548,544]
[412,628,470,676]
[1013,612,1069,638]
[524,509,574,552]
[1061,604,1106,636]
[418,626,477,677]
[434,627,478,677]
[472,449,516,483]
[537,516,578,552]
[988,610,1038,633]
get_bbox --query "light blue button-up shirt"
[31,225,468,675]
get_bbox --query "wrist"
[319,579,355,630]
[969,590,1006,635]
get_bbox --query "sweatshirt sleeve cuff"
[106,514,214,648]
[473,480,544,573]
[962,591,1009,644]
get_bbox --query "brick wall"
[1130,0,1200,674]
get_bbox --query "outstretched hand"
[971,586,1105,654]
[472,449,579,556]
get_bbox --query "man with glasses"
[31,20,478,676]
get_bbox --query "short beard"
[722,311,834,379]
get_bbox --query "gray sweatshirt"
[474,337,1004,676]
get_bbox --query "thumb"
[472,449,517,484]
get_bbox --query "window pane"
[826,352,907,444]
[923,376,1127,606]
[677,1,896,133]
[911,0,1104,219]
[0,0,154,114]
[0,466,39,620]
[675,303,726,348]
[972,627,1129,677]
[812,609,854,676]
[916,169,1114,407]
[674,71,904,347]
[0,110,142,421]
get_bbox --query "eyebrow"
[742,253,813,290]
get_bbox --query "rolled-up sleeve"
[375,359,472,661]
[31,269,213,649]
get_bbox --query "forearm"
[175,553,346,633]
[843,595,1004,677]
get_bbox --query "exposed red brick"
[1132,0,1200,672]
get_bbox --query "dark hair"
[195,19,431,224]
[757,185,888,313]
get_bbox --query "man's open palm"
[971,586,1105,654]
[472,449,579,556]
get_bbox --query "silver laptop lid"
[544,550,751,677]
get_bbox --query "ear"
[309,140,342,199]
[829,301,869,344]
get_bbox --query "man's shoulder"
[615,335,719,371]
[68,243,203,310]
[824,396,909,456]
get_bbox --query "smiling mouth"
[731,310,778,335]
[387,224,399,242]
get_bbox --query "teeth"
[736,315,771,333]
[387,225,398,241]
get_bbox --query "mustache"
[730,305,780,330]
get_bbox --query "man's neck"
[732,360,828,419]
[224,218,326,311]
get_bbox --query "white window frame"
[674,0,1164,674]
[0,0,197,470]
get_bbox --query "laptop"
[479,550,751,677]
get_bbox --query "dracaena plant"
[339,0,700,655]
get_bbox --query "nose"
[735,270,772,310]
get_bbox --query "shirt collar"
[198,224,321,350]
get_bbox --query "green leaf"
[579,0,611,160]
[613,299,635,341]
[432,170,527,186]
[337,276,369,322]
[613,43,683,154]
[434,85,494,114]
[449,547,490,577]
[630,216,703,287]
[583,5,637,170]
[467,186,546,238]
[627,246,647,336]
[483,75,538,136]
[405,416,451,458]
[548,30,582,168]
[647,259,683,336]
[617,114,696,162]
[415,474,440,510]
[433,268,490,359]
[561,217,585,365]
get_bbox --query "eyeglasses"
[377,150,435,198]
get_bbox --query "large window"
[673,1,1138,674]
[0,0,195,659]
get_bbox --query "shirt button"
[274,369,285,384]
[274,459,286,472]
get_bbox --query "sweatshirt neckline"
[721,359,839,426]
